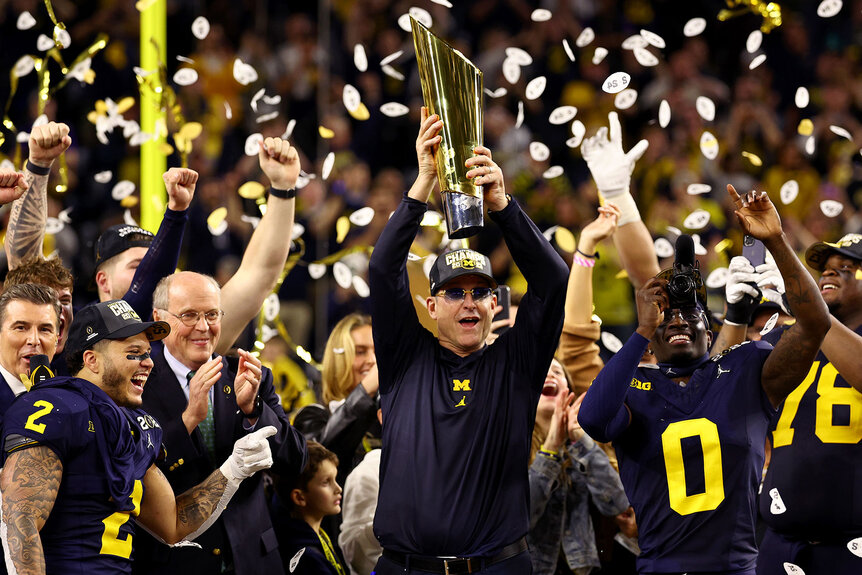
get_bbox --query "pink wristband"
[574,255,595,268]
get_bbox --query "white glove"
[219,425,277,483]
[754,254,786,309]
[726,256,760,304]
[580,111,649,198]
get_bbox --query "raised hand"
[416,106,442,181]
[28,122,72,168]
[543,390,574,453]
[220,426,277,482]
[727,185,782,242]
[465,145,507,212]
[636,277,670,339]
[258,137,300,191]
[163,167,198,211]
[566,393,586,442]
[578,202,621,253]
[0,171,29,205]
[234,349,262,418]
[580,111,648,197]
[181,356,222,434]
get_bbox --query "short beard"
[101,356,132,407]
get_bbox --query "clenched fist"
[28,122,72,168]
[258,138,300,192]
[163,167,198,211]
[0,171,29,205]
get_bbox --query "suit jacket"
[132,342,307,575]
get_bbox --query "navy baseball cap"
[66,300,170,357]
[429,249,497,294]
[94,224,155,270]
[805,233,862,271]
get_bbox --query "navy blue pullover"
[369,195,568,557]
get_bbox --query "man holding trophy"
[365,20,569,574]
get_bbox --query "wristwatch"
[241,395,263,419]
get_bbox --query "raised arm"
[727,185,831,406]
[0,445,63,575]
[5,122,71,267]
[0,170,29,206]
[137,426,276,543]
[216,138,299,354]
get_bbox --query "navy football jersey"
[613,341,775,573]
[759,325,862,541]
[2,377,162,574]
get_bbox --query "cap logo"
[445,250,485,271]
[86,330,99,341]
[107,300,141,321]
[831,234,862,248]
[115,225,151,238]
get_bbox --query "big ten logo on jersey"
[137,414,161,430]
[453,378,471,407]
[630,378,651,391]
[107,300,141,321]
[445,250,485,271]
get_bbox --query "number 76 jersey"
[614,341,775,574]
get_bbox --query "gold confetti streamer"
[335,216,351,243]
[718,0,782,33]
[741,151,763,166]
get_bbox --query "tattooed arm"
[5,122,71,267]
[0,446,63,575]
[727,185,831,407]
[136,426,276,543]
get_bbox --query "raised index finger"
[726,184,742,206]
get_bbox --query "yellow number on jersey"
[100,479,143,558]
[662,418,725,515]
[24,400,54,434]
[772,363,818,448]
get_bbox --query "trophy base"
[442,191,483,239]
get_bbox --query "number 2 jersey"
[580,334,775,573]
[758,325,862,541]
[1,376,163,574]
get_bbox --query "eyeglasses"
[660,309,705,326]
[436,287,494,302]
[161,309,225,327]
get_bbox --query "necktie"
[188,371,216,461]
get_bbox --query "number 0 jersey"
[759,326,862,541]
[605,339,775,573]
[1,376,162,574]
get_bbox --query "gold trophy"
[411,17,484,239]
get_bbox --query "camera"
[666,235,703,310]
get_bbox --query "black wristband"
[724,289,761,325]
[25,160,51,176]
[269,186,296,199]
[241,395,263,419]
[576,248,599,259]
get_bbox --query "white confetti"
[780,180,799,204]
[622,35,648,50]
[795,87,810,109]
[431,0,453,7]
[659,99,671,128]
[382,64,405,81]
[654,237,674,258]
[567,120,586,148]
[602,72,631,94]
[700,131,719,160]
[13,56,35,78]
[282,119,296,140]
[525,76,547,100]
[640,29,666,49]
[321,152,335,181]
[342,84,361,113]
[549,106,577,125]
[208,219,228,237]
[244,133,264,156]
[352,275,370,298]
[829,125,853,141]
[531,9,552,22]
[706,267,729,289]
[17,11,36,30]
[380,102,409,117]
[746,30,763,53]
[349,206,375,226]
[614,89,638,110]
[191,16,210,40]
[308,263,326,280]
[420,211,443,227]
[45,217,64,235]
[687,183,711,195]
[68,58,93,82]
[760,312,780,335]
[176,55,195,64]
[543,166,564,179]
[250,88,266,113]
[592,47,608,65]
[128,131,152,147]
[123,209,138,227]
[263,293,280,322]
[805,135,815,155]
[515,101,524,129]
[173,68,198,86]
[684,209,711,230]
[783,563,804,575]
[379,50,403,67]
[37,34,54,52]
[399,7,432,31]
[333,261,353,289]
[224,101,232,120]
[696,96,716,121]
[94,171,113,184]
[262,95,281,106]
[111,180,136,201]
[291,222,304,240]
[505,47,533,66]
[55,28,71,50]
[749,54,767,70]
[484,88,507,98]
[847,537,862,558]
[601,332,623,353]
[353,44,368,72]
[817,0,843,18]
[233,58,258,86]
[58,207,72,224]
[575,27,595,48]
[241,214,261,230]
[563,39,575,62]
[633,47,659,67]
[529,141,550,162]
[0,160,13,172]
[693,234,708,256]
[16,132,29,144]
[133,66,153,78]
[820,200,843,217]
[683,18,707,37]
[502,57,521,84]
[256,111,279,124]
